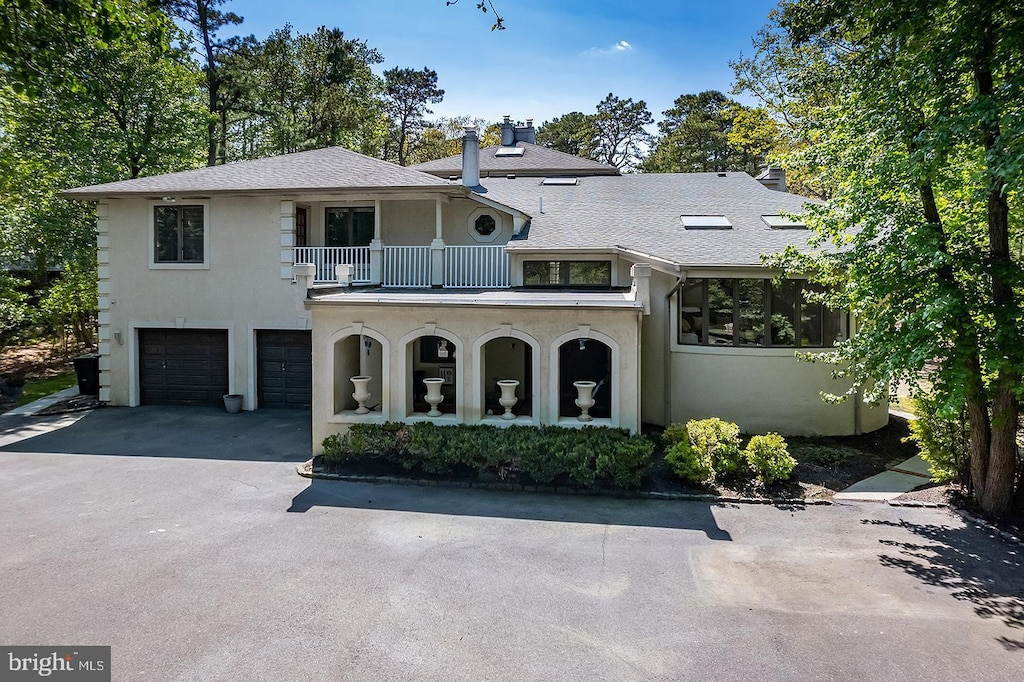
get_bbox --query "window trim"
[677,277,848,349]
[148,200,210,270]
[467,207,503,243]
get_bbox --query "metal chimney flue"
[462,126,480,187]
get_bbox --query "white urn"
[350,375,371,414]
[573,380,597,422]
[497,379,520,420]
[423,377,445,417]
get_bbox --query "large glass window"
[154,205,204,263]
[678,278,846,348]
[326,207,374,247]
[523,261,611,287]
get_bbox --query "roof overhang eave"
[60,184,461,201]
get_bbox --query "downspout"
[664,267,685,426]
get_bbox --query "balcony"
[294,244,510,288]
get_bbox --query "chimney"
[500,115,515,146]
[514,118,536,145]
[462,126,480,187]
[756,165,787,193]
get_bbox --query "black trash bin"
[73,354,100,396]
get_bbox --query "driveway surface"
[1,407,1021,681]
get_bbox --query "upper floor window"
[154,205,205,263]
[474,214,497,237]
[326,207,374,247]
[679,278,847,348]
[523,260,612,287]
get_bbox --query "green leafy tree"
[165,0,245,165]
[407,116,500,164]
[536,112,598,157]
[642,90,769,174]
[382,67,445,166]
[759,0,1024,516]
[592,93,652,171]
[536,95,652,171]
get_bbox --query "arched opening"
[407,334,458,416]
[333,334,384,414]
[481,337,533,418]
[558,338,612,419]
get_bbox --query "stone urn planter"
[497,379,520,420]
[573,381,597,422]
[423,377,445,417]
[223,393,243,414]
[350,375,371,414]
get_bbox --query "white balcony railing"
[383,246,431,288]
[294,247,371,283]
[444,245,510,288]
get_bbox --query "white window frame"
[148,200,211,270]
[467,207,503,243]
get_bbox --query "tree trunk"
[980,378,1019,516]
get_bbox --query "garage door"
[257,330,312,409]
[139,329,229,406]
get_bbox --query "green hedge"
[321,422,654,490]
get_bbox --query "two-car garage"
[137,329,310,409]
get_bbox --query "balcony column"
[431,197,444,286]
[369,240,383,284]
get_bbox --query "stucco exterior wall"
[98,196,310,409]
[667,346,888,436]
[308,303,642,452]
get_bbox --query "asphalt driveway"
[0,407,1021,681]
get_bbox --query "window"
[295,207,308,247]
[326,207,374,247]
[678,278,847,348]
[474,214,496,236]
[523,261,612,287]
[154,205,205,263]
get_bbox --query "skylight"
[494,147,526,157]
[761,215,807,229]
[541,177,578,186]
[680,215,732,229]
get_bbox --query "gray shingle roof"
[64,146,454,198]
[410,142,620,177]
[475,172,822,267]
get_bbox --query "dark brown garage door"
[257,330,312,409]
[139,329,229,406]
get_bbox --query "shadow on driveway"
[0,405,310,462]
[288,477,735,539]
[865,517,1024,651]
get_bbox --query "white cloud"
[588,40,633,56]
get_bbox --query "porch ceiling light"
[579,338,587,350]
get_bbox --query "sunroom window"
[523,261,611,287]
[678,278,847,348]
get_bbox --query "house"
[63,116,888,452]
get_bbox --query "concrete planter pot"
[573,381,597,422]
[423,378,444,417]
[497,379,519,420]
[223,394,244,414]
[350,376,371,414]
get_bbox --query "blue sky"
[235,0,777,125]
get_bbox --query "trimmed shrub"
[744,433,796,484]
[319,422,654,490]
[664,418,742,484]
[905,396,969,485]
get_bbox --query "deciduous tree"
[758,0,1024,516]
